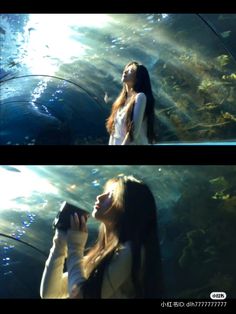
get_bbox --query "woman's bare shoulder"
[135,92,146,102]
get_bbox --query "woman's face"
[92,183,117,222]
[121,64,137,85]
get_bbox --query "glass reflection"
[0,236,46,298]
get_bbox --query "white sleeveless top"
[109,92,148,145]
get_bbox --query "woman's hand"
[70,213,88,233]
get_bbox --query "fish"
[104,92,112,104]
[7,60,19,68]
[0,26,6,35]
[28,27,36,33]
[1,166,21,173]
[221,30,231,38]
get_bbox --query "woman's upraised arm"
[67,230,88,298]
[40,230,69,298]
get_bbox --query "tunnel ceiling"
[1,14,236,144]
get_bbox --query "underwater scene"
[0,165,235,298]
[0,14,236,145]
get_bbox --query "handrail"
[0,232,48,257]
[0,74,105,110]
[196,14,236,63]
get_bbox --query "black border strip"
[0,298,234,309]
[0,0,235,13]
[1,145,236,165]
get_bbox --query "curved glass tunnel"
[1,14,236,145]
[0,165,236,298]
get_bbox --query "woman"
[40,175,164,298]
[106,61,156,145]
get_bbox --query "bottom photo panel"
[0,165,235,302]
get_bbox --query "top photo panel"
[1,14,236,145]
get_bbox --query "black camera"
[53,201,90,231]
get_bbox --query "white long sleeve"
[40,229,88,299]
[41,234,145,299]
[40,230,68,298]
[67,230,88,297]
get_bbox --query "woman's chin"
[91,209,96,218]
[92,209,100,219]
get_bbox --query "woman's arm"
[132,93,146,141]
[40,230,69,298]
[66,230,88,298]
[67,214,88,298]
[122,93,146,144]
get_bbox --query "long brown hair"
[106,61,157,143]
[82,175,164,298]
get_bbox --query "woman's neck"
[125,84,135,96]
[103,223,117,243]
[104,224,114,238]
